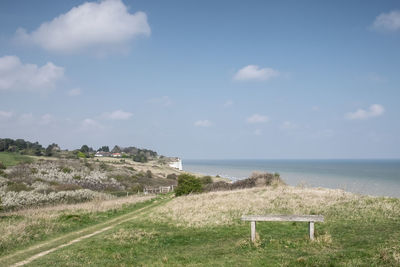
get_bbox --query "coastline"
[183,159,400,198]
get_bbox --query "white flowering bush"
[0,189,112,211]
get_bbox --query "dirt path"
[0,198,167,267]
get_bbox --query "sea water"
[183,159,400,198]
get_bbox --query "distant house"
[95,151,111,157]
[112,153,122,158]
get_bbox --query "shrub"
[6,182,33,192]
[60,167,72,174]
[166,173,177,180]
[146,170,153,178]
[77,151,86,159]
[53,184,83,191]
[203,172,285,192]
[0,161,6,170]
[100,162,110,172]
[73,175,82,180]
[200,176,213,185]
[175,174,203,196]
[30,168,38,174]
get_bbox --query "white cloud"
[346,104,385,120]
[18,113,34,124]
[367,72,387,82]
[0,111,13,119]
[246,114,269,124]
[194,120,212,127]
[223,100,234,107]
[372,10,400,32]
[67,88,81,96]
[234,65,279,81]
[81,118,103,130]
[104,109,133,120]
[148,96,172,107]
[39,114,54,125]
[254,129,262,136]
[281,121,296,129]
[16,0,150,53]
[0,55,64,92]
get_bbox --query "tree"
[98,146,109,152]
[45,143,60,157]
[111,145,121,153]
[45,145,54,156]
[175,174,203,196]
[80,145,89,153]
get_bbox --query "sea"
[183,159,400,198]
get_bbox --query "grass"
[1,185,400,266]
[0,152,33,167]
[0,194,156,259]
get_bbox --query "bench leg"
[251,221,256,243]
[309,221,314,240]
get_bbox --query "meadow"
[1,184,399,266]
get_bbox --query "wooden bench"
[241,215,324,242]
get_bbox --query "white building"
[169,158,183,171]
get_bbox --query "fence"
[143,185,175,195]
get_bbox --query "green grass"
[26,217,400,266]
[1,188,399,266]
[0,152,33,167]
[0,196,161,263]
[23,197,400,266]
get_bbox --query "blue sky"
[0,0,399,159]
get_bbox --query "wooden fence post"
[251,221,256,242]
[309,221,314,240]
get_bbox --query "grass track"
[0,196,171,266]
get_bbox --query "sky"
[0,0,399,159]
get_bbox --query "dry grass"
[148,185,399,227]
[0,194,155,252]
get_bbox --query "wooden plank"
[241,215,324,222]
[250,221,256,242]
[309,221,315,240]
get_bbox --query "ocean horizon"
[182,159,400,198]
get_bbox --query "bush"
[166,173,177,180]
[77,151,86,159]
[0,161,6,170]
[200,176,213,185]
[203,172,285,192]
[53,184,82,191]
[146,170,153,178]
[175,174,203,196]
[6,182,33,192]
[60,167,72,174]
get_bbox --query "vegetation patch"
[0,152,33,167]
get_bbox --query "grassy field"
[0,194,157,265]
[0,152,33,167]
[0,185,399,266]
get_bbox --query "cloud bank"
[16,0,151,53]
[194,120,212,127]
[346,104,385,120]
[246,114,269,123]
[372,10,400,32]
[103,110,133,120]
[0,55,64,92]
[234,65,279,81]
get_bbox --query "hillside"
[0,152,182,211]
[0,182,399,266]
